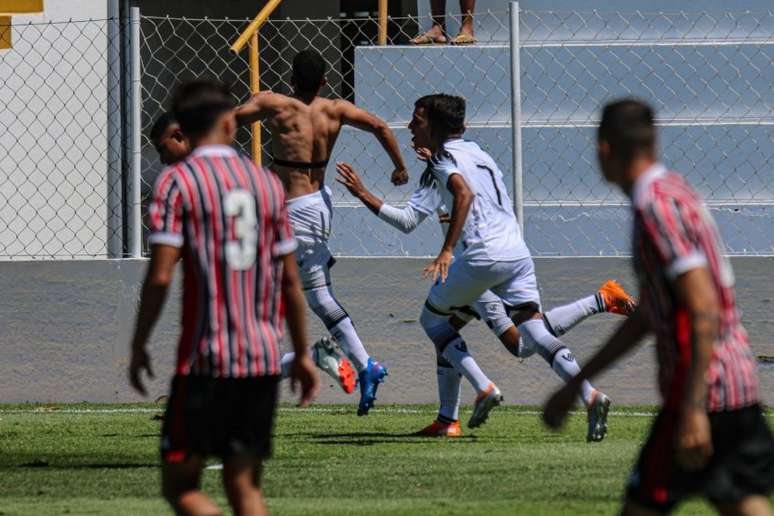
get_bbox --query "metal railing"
[230,0,283,166]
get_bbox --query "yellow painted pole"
[378,0,388,45]
[231,0,282,54]
[249,31,261,166]
[0,16,11,49]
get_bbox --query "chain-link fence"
[138,7,774,258]
[139,10,515,257]
[2,8,774,258]
[520,9,774,256]
[0,17,123,259]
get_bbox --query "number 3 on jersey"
[224,189,258,270]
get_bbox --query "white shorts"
[427,256,541,321]
[288,187,334,290]
[471,290,515,337]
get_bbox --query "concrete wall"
[2,258,772,406]
[0,1,114,259]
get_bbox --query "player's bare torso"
[259,92,345,199]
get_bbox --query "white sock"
[280,352,295,379]
[330,317,369,372]
[551,348,595,405]
[543,293,605,336]
[441,338,491,394]
[437,365,462,422]
[519,319,596,405]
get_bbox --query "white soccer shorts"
[426,256,541,322]
[287,186,335,290]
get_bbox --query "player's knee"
[305,286,349,330]
[420,305,458,352]
[497,326,523,358]
[504,301,541,327]
[517,318,562,363]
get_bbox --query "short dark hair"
[415,94,466,136]
[598,99,656,162]
[292,50,326,92]
[149,112,177,144]
[171,79,235,139]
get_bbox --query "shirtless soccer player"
[235,49,410,415]
[337,159,635,438]
[150,112,358,396]
[394,93,619,431]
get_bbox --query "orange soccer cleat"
[413,420,463,437]
[599,280,637,316]
[312,337,357,394]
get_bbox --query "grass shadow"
[19,462,157,469]
[303,431,478,446]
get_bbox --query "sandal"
[450,33,476,45]
[409,33,447,45]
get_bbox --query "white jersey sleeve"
[407,182,442,216]
[429,150,462,189]
[377,183,442,233]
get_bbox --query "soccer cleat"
[468,383,503,429]
[357,358,388,416]
[413,420,462,437]
[312,337,357,394]
[599,280,637,316]
[587,390,611,442]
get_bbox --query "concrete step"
[323,123,774,256]
[328,203,773,256]
[354,43,773,125]
[416,0,510,43]
[326,124,774,205]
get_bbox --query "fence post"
[508,1,524,238]
[249,32,261,166]
[378,0,388,45]
[128,6,142,258]
[107,0,123,257]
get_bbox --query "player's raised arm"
[336,162,435,234]
[336,100,408,186]
[234,91,276,126]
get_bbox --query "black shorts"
[160,374,280,463]
[626,404,774,512]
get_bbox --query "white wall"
[0,0,114,258]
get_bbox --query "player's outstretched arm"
[129,244,181,396]
[281,253,320,407]
[336,162,384,214]
[234,91,275,126]
[337,162,432,234]
[543,307,650,429]
[337,100,408,186]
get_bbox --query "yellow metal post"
[231,0,282,54]
[0,0,44,15]
[378,0,388,45]
[249,31,261,166]
[0,16,10,49]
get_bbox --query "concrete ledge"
[1,257,772,405]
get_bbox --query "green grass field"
[1,404,771,515]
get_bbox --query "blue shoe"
[357,358,387,416]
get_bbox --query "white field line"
[0,407,659,417]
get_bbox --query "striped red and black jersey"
[148,145,297,378]
[631,163,759,412]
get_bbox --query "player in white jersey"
[337,156,635,438]
[388,93,619,432]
